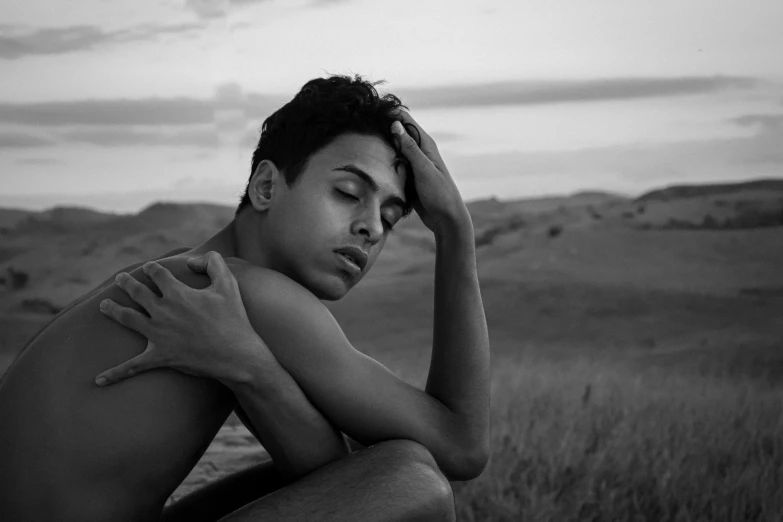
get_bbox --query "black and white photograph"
[1,0,782,520]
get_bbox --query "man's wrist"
[218,337,276,388]
[434,208,474,245]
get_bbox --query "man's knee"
[372,440,455,521]
[372,439,437,468]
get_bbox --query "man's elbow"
[445,443,490,481]
[463,443,491,480]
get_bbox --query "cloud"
[0,78,769,154]
[185,0,272,19]
[0,131,53,148]
[0,23,201,60]
[241,128,261,149]
[729,113,783,131]
[0,98,214,126]
[725,112,783,165]
[14,157,63,166]
[428,131,462,143]
[184,0,339,19]
[307,0,355,7]
[396,76,758,109]
[0,87,287,127]
[60,128,222,148]
[0,126,225,149]
[449,123,783,192]
[185,0,225,19]
[2,76,754,130]
[0,83,288,150]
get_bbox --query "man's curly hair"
[236,74,419,216]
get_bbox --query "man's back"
[0,254,235,522]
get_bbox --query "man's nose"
[352,209,384,244]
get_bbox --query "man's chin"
[306,273,357,301]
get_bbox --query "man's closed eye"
[336,190,395,231]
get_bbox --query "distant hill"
[37,206,117,224]
[636,179,783,202]
[623,179,783,230]
[6,202,234,237]
[504,192,628,214]
[568,190,629,204]
[1,178,782,313]
[12,206,119,235]
[134,202,235,230]
[0,208,36,231]
[102,202,234,237]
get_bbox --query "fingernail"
[391,121,405,135]
[99,299,108,310]
[115,273,123,283]
[142,263,151,272]
[95,377,107,386]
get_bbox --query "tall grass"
[454,355,783,521]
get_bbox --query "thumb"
[95,345,157,387]
[188,251,235,291]
[391,121,431,173]
[186,254,210,274]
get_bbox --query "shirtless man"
[0,75,490,521]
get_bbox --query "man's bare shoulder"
[223,260,336,334]
[226,260,319,304]
[7,247,196,363]
[121,250,213,294]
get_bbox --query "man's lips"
[333,246,368,272]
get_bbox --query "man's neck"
[187,219,240,259]
[189,213,272,269]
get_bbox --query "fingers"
[187,251,238,292]
[95,348,156,386]
[99,299,151,336]
[392,109,437,153]
[390,111,448,174]
[391,120,435,174]
[142,261,181,296]
[114,272,156,309]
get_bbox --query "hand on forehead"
[391,108,437,153]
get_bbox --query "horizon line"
[4,176,783,215]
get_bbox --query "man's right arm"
[229,355,353,481]
[224,262,489,481]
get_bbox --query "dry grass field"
[1,180,782,520]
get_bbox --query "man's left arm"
[95,254,353,481]
[426,215,491,468]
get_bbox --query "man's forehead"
[323,134,406,181]
[327,133,395,161]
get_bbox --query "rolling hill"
[1,178,782,384]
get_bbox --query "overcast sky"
[1,0,782,211]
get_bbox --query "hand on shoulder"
[96,252,273,386]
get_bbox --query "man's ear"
[247,159,282,212]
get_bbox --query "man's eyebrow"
[332,164,411,215]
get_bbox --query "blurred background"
[2,0,782,210]
[1,1,782,519]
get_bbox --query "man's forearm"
[224,341,351,481]
[426,213,491,466]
